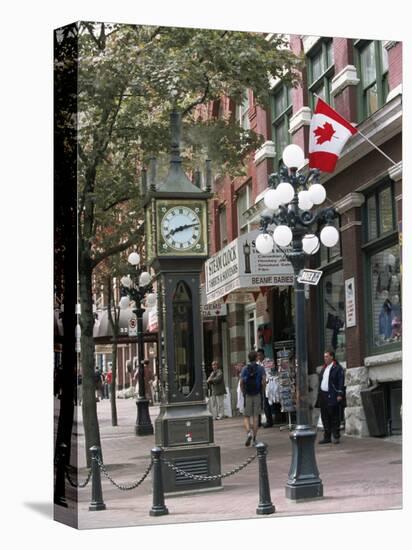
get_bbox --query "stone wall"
[344,366,369,437]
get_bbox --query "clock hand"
[168,222,199,236]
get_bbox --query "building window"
[363,181,401,352]
[236,90,250,130]
[245,308,256,352]
[355,40,389,120]
[307,38,334,109]
[321,269,346,363]
[364,181,396,242]
[369,245,401,349]
[271,85,291,169]
[237,183,251,235]
[218,206,228,248]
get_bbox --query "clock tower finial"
[156,111,202,194]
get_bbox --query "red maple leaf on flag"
[313,121,336,144]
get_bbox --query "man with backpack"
[240,350,266,447]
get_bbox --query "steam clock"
[144,112,221,494]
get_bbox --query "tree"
[56,21,299,457]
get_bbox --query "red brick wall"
[388,42,402,90]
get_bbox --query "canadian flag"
[309,98,358,173]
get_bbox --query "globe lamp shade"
[146,293,157,308]
[320,225,340,247]
[302,234,320,255]
[128,251,140,266]
[139,271,151,287]
[263,189,281,211]
[119,296,130,310]
[282,144,305,169]
[298,190,314,211]
[308,183,326,205]
[273,225,293,247]
[276,182,295,204]
[120,275,132,288]
[255,233,274,255]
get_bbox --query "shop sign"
[205,229,294,303]
[345,277,356,328]
[201,301,227,317]
[147,309,158,332]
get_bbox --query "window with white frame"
[237,183,251,235]
[218,205,228,248]
[271,85,292,169]
[236,90,250,130]
[245,307,256,352]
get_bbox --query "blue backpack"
[243,363,262,395]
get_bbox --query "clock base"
[160,444,222,495]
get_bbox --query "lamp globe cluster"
[255,144,339,256]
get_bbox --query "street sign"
[297,269,323,285]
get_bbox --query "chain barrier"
[96,456,154,491]
[64,466,93,488]
[162,453,257,482]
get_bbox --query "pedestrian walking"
[106,369,113,399]
[316,349,345,444]
[94,368,103,402]
[207,360,226,420]
[143,360,154,404]
[257,348,275,428]
[240,350,266,447]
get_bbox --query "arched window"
[172,281,195,396]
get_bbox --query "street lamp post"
[120,251,156,436]
[255,144,339,500]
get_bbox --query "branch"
[181,73,211,117]
[91,226,144,268]
[83,22,104,50]
[103,194,134,212]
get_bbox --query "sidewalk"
[55,398,402,529]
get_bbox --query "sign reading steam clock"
[143,112,221,494]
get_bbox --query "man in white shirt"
[317,350,345,444]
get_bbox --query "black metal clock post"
[143,112,221,494]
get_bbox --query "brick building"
[203,35,402,437]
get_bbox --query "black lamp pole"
[121,268,154,436]
[260,165,337,500]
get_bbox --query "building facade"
[203,35,402,437]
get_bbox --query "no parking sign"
[128,316,137,337]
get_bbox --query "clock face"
[160,206,202,251]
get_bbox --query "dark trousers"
[263,396,274,426]
[319,391,340,440]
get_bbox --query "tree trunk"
[79,253,102,465]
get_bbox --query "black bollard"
[54,443,68,507]
[255,442,276,515]
[150,447,169,516]
[89,446,106,511]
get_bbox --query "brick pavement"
[54,398,402,530]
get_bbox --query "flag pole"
[313,94,397,166]
[352,128,397,166]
